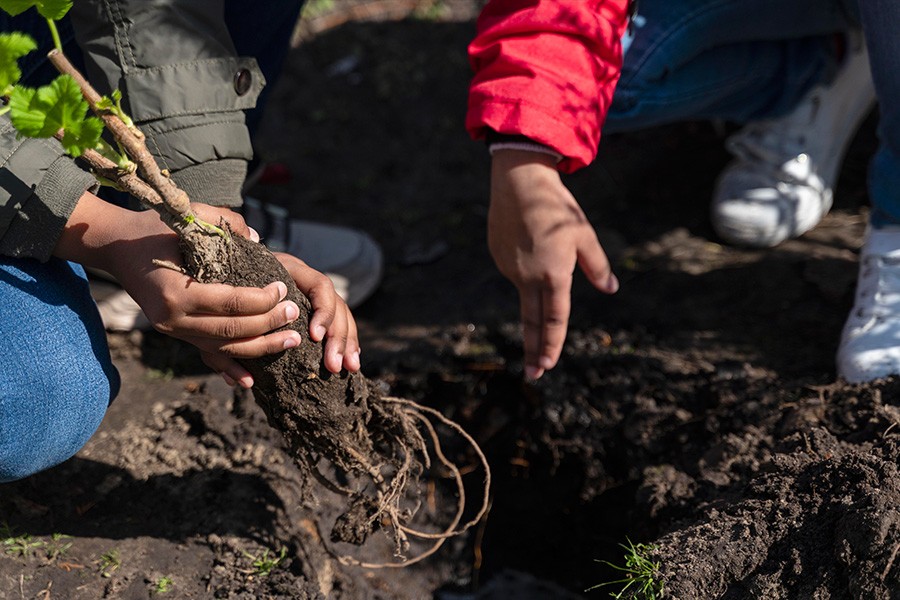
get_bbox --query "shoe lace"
[855,254,900,320]
[726,90,824,181]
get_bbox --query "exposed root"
[150,258,187,274]
[317,396,492,569]
[181,230,491,569]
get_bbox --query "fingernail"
[283,334,300,350]
[238,375,254,389]
[222,373,236,386]
[539,356,555,370]
[275,281,288,300]
[313,324,327,341]
[606,273,620,294]
[351,350,361,370]
[284,301,299,321]
[248,227,260,243]
[524,365,543,381]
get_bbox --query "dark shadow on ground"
[2,458,284,545]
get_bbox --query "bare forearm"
[53,190,172,276]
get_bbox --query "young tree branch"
[47,49,193,222]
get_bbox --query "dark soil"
[2,2,898,598]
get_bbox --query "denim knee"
[607,0,851,132]
[0,354,118,483]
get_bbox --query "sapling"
[0,0,490,567]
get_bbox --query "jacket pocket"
[123,56,265,122]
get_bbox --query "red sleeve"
[466,0,629,173]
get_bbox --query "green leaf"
[0,32,36,95]
[0,0,71,20]
[59,114,102,157]
[0,0,37,17]
[34,0,70,20]
[95,95,113,111]
[9,74,103,156]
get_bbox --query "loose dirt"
[2,2,897,599]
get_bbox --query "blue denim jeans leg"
[858,0,900,225]
[0,11,115,482]
[0,259,120,482]
[606,0,861,133]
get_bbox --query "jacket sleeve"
[0,118,99,260]
[69,0,263,206]
[466,0,630,173]
[0,1,262,261]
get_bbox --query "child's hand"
[189,206,360,378]
[56,194,359,389]
[275,251,360,374]
[489,150,618,380]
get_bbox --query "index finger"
[520,287,545,380]
[538,277,571,372]
[184,280,289,316]
[519,275,572,380]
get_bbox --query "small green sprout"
[96,88,136,130]
[45,533,73,560]
[152,575,174,594]
[303,0,335,18]
[145,367,175,381]
[1,524,45,558]
[587,538,664,599]
[98,549,121,578]
[2,533,44,557]
[242,546,287,577]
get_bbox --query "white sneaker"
[96,288,151,332]
[242,197,383,309]
[711,33,876,247]
[837,226,900,383]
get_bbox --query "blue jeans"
[0,260,120,482]
[607,0,860,130]
[858,0,900,225]
[0,1,302,482]
[604,0,900,221]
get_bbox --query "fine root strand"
[319,396,491,569]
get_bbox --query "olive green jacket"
[0,0,265,260]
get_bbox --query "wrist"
[491,149,561,177]
[53,191,171,275]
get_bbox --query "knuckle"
[158,288,181,310]
[544,316,567,328]
[216,319,240,339]
[222,293,245,316]
[312,277,336,299]
[229,213,248,230]
[541,271,571,287]
[522,318,542,330]
[311,270,332,287]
